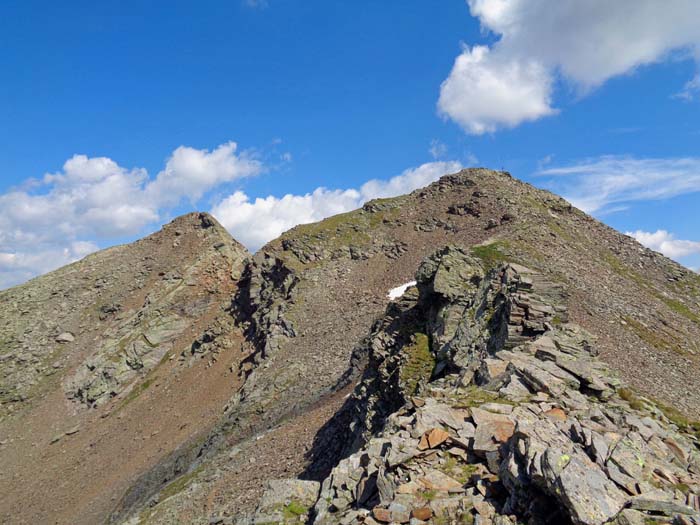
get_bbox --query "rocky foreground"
[1,169,699,524]
[248,248,700,525]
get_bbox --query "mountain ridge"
[1,169,699,524]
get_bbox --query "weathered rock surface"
[116,169,700,525]
[306,250,700,525]
[3,168,700,525]
[0,213,250,524]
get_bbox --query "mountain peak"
[2,169,699,525]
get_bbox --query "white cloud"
[0,241,99,290]
[146,142,261,206]
[359,161,463,200]
[429,139,448,159]
[627,230,700,260]
[0,142,262,290]
[676,73,700,101]
[212,161,463,251]
[438,45,556,134]
[538,156,700,213]
[211,188,362,250]
[440,0,700,133]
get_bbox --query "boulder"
[254,479,320,523]
[55,332,74,343]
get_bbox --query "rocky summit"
[1,169,699,525]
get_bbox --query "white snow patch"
[387,281,417,300]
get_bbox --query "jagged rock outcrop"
[234,253,299,377]
[110,169,700,525]
[307,248,700,525]
[3,169,700,525]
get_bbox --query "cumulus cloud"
[212,161,463,251]
[0,142,261,289]
[0,242,99,290]
[627,230,700,260]
[439,45,556,134]
[440,0,700,133]
[146,142,261,206]
[358,161,463,200]
[538,156,700,213]
[211,188,362,250]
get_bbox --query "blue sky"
[1,0,700,288]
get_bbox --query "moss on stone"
[450,385,514,408]
[400,332,435,395]
[282,500,308,518]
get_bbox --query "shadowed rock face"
[2,169,700,525]
[308,250,700,525]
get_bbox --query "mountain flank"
[0,169,699,524]
[0,212,249,523]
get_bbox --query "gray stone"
[55,332,75,343]
[554,455,626,524]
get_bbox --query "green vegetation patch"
[470,241,510,270]
[117,376,156,410]
[138,466,205,524]
[653,398,700,439]
[400,332,435,395]
[450,385,515,409]
[604,250,699,326]
[277,196,406,266]
[617,387,700,440]
[601,251,648,290]
[622,316,684,355]
[282,500,309,519]
[617,387,648,412]
[440,453,480,484]
[659,296,700,324]
[159,466,203,500]
[420,489,437,502]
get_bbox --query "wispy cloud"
[429,139,448,159]
[243,0,268,9]
[607,127,643,135]
[538,155,700,213]
[439,1,700,134]
[675,73,700,101]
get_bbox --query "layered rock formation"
[0,213,250,524]
[1,169,699,525]
[304,249,700,525]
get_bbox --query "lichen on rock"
[303,246,700,525]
